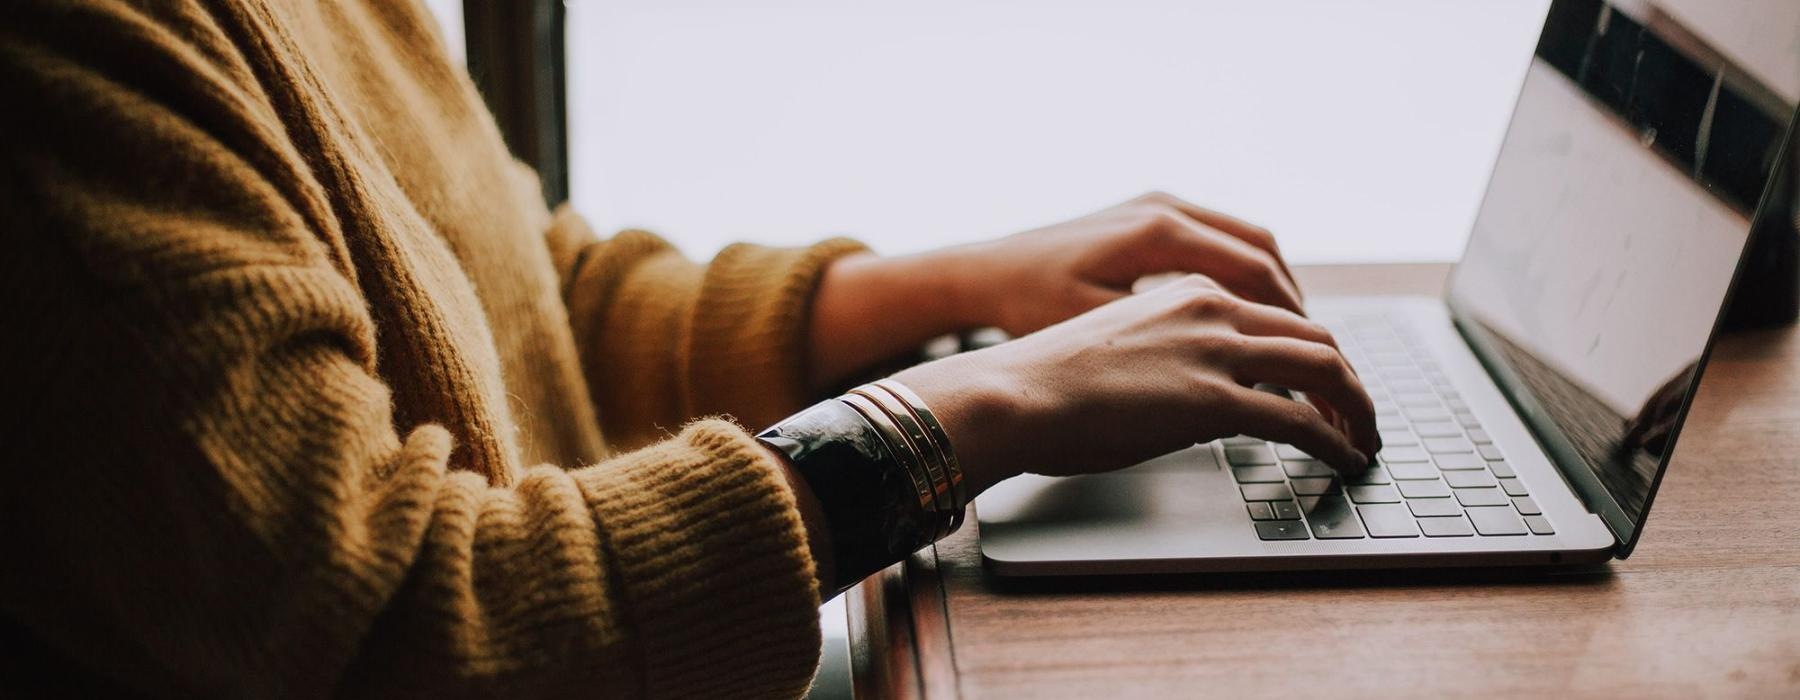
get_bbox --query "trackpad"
[976,446,1243,564]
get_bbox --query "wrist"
[862,244,998,334]
[921,242,1005,332]
[809,249,992,390]
[890,354,1024,496]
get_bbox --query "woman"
[0,0,1377,697]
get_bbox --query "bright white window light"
[566,1,1549,264]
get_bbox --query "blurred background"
[427,0,1551,263]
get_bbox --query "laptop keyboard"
[1226,312,1555,541]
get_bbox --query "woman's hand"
[891,275,1379,495]
[808,192,1303,390]
[949,191,1303,336]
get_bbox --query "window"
[565,1,1550,263]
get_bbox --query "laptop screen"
[1444,0,1797,553]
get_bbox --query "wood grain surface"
[847,263,1800,699]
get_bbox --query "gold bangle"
[851,385,955,541]
[838,392,936,512]
[873,379,967,520]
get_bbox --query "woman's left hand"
[946,191,1304,337]
[808,191,1304,390]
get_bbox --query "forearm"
[807,249,990,390]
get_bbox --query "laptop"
[977,0,1800,575]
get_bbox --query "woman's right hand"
[891,274,1380,496]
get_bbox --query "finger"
[1219,298,1354,424]
[1225,384,1369,473]
[1132,271,1204,295]
[1222,300,1369,390]
[1151,211,1306,316]
[1220,299,1341,352]
[1230,336,1380,459]
[1139,192,1299,297]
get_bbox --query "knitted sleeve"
[544,209,868,449]
[0,3,821,698]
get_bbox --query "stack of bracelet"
[842,380,967,539]
[755,378,966,593]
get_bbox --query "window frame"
[462,0,569,206]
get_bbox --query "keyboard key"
[1385,462,1440,480]
[1241,483,1296,501]
[1306,497,1367,539]
[1524,515,1555,535]
[1379,447,1430,463]
[1378,429,1418,446]
[1455,412,1482,427]
[1511,496,1542,515]
[1271,500,1304,520]
[1232,466,1288,483]
[1380,368,1424,383]
[1444,470,1498,489]
[1376,415,1410,430]
[1373,401,1400,415]
[1433,453,1484,470]
[1487,460,1516,478]
[1397,393,1440,407]
[1408,498,1463,517]
[1478,444,1505,460]
[1247,502,1275,520]
[1466,506,1528,535]
[1419,516,1476,537]
[1346,467,1393,485]
[1424,437,1475,454]
[1274,444,1313,461]
[1223,435,1264,446]
[1283,459,1335,478]
[1372,353,1413,368]
[1404,406,1451,421]
[1255,521,1311,540]
[1226,445,1277,465]
[1455,488,1509,507]
[1445,398,1470,411]
[1468,429,1491,443]
[1347,485,1402,504]
[1357,503,1421,538]
[1290,477,1339,496]
[1413,421,1461,438]
[1398,479,1452,499]
[1499,478,1530,497]
[1389,379,1432,393]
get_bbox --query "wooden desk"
[846,263,1800,699]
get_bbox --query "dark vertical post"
[463,0,569,206]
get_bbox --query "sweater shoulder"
[1,0,356,290]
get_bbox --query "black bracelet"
[757,399,937,593]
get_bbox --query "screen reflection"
[1447,0,1797,535]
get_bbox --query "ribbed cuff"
[687,238,870,428]
[572,419,822,699]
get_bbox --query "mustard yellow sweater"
[0,1,865,696]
